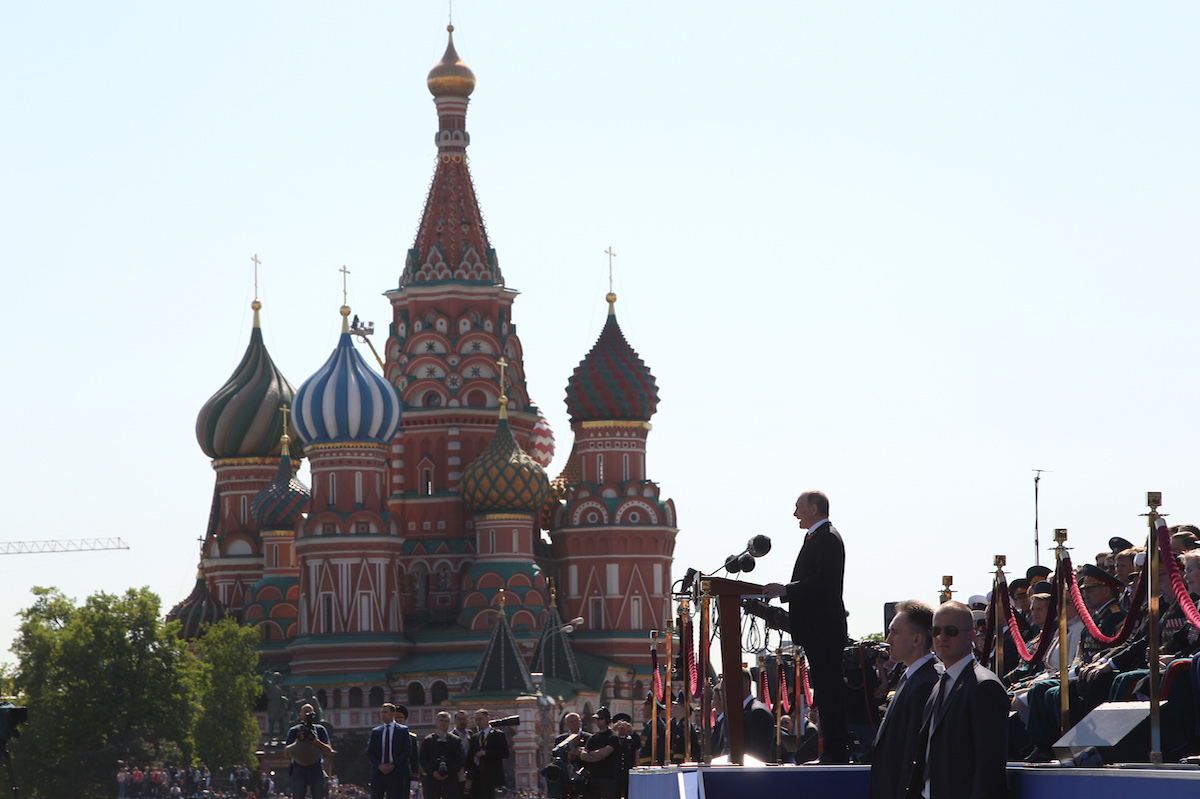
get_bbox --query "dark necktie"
[384,723,392,764]
[922,673,951,787]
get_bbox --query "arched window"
[355,472,363,504]
[408,682,426,706]
[369,686,385,707]
[317,689,328,709]
[422,468,433,496]
[425,392,442,407]
[333,688,343,709]
[349,687,363,708]
[432,681,449,704]
[240,496,248,524]
[466,389,486,407]
[328,473,337,505]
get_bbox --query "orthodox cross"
[251,254,261,299]
[281,403,290,432]
[338,265,352,306]
[605,246,617,293]
[496,356,509,400]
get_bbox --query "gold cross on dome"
[496,356,509,394]
[605,246,617,293]
[339,265,351,304]
[251,254,261,299]
[281,403,290,429]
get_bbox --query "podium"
[702,576,771,765]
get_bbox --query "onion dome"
[196,300,302,460]
[527,404,555,468]
[564,293,659,423]
[293,306,402,445]
[538,443,579,529]
[427,25,476,98]
[251,417,311,528]
[461,400,550,515]
[166,565,228,639]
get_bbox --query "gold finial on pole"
[940,575,953,605]
[1054,528,1070,732]
[498,587,506,611]
[665,615,675,764]
[1143,492,1165,763]
[994,555,1007,676]
[251,254,261,299]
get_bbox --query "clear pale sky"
[3,3,1198,667]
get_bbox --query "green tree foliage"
[193,617,262,773]
[11,587,203,799]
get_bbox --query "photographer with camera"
[285,703,334,799]
[368,702,413,799]
[544,712,590,799]
[420,711,466,799]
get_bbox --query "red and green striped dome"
[564,299,658,423]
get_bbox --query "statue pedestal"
[258,744,293,781]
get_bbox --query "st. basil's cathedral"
[169,26,678,789]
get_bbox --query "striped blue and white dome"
[293,316,402,446]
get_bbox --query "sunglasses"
[929,625,962,638]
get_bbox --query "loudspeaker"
[1052,701,1154,764]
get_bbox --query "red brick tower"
[550,293,677,668]
[194,298,303,613]
[382,26,546,623]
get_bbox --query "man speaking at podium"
[765,490,849,764]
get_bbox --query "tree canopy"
[9,586,262,799]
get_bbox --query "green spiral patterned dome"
[196,304,303,460]
[460,415,550,515]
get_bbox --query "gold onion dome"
[427,25,476,98]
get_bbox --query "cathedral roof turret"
[166,565,228,639]
[293,306,402,446]
[470,591,537,694]
[564,294,659,423]
[460,378,550,515]
[251,410,311,528]
[196,300,302,460]
[401,26,500,287]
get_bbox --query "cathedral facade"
[171,26,678,791]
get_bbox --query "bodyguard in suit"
[367,702,413,799]
[765,490,849,763]
[912,602,1008,799]
[739,669,777,763]
[869,600,937,799]
[468,708,510,799]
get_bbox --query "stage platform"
[628,762,1200,799]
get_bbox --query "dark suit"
[710,715,728,757]
[420,732,466,799]
[784,520,848,762]
[869,657,937,799]
[468,726,509,799]
[367,722,413,799]
[913,659,1008,799]
[743,697,776,763]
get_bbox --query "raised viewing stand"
[629,763,1200,799]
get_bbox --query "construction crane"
[0,538,129,556]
